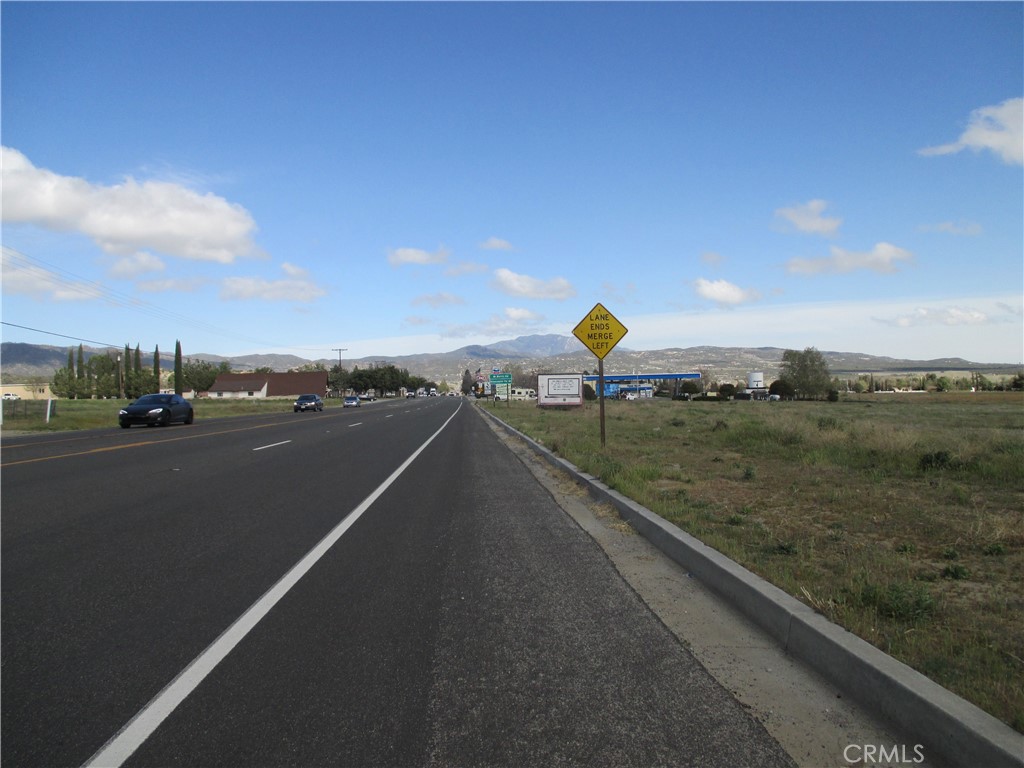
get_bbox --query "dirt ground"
[485,416,930,768]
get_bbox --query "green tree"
[174,341,183,394]
[182,359,229,394]
[461,369,475,395]
[89,353,119,399]
[679,380,702,396]
[76,344,88,398]
[779,348,832,400]
[718,383,737,399]
[328,365,349,395]
[154,344,161,391]
[769,378,796,399]
[66,348,78,399]
[51,350,76,398]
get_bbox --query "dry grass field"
[489,392,1024,731]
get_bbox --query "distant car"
[119,393,194,428]
[2,393,20,400]
[406,392,416,398]
[294,394,324,412]
[624,392,637,401]
[343,395,360,407]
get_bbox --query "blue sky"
[2,2,1022,365]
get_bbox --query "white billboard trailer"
[538,374,584,407]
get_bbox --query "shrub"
[817,416,842,431]
[941,564,970,580]
[860,581,935,622]
[919,450,957,471]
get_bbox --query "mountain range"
[1,335,1017,386]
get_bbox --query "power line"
[0,322,121,349]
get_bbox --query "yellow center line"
[0,419,314,468]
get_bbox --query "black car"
[119,393,194,428]
[294,394,324,412]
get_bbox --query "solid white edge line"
[252,440,292,451]
[82,401,462,768]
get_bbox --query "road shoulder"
[481,410,916,768]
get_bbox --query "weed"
[982,542,1006,556]
[726,514,745,526]
[742,465,757,481]
[860,581,935,622]
[895,542,916,554]
[774,541,798,556]
[817,416,842,431]
[941,564,971,580]
[919,450,960,472]
[941,547,960,560]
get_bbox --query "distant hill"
[1,336,1018,385]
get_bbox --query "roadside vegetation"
[484,392,1024,731]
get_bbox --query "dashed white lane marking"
[252,440,291,451]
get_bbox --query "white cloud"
[411,292,465,308]
[480,237,514,250]
[503,307,543,322]
[918,97,1024,166]
[220,263,326,302]
[1,246,104,302]
[387,246,449,266]
[774,199,842,237]
[786,242,913,275]
[693,277,760,306]
[883,306,989,328]
[918,220,983,236]
[1,146,261,263]
[617,293,1022,363]
[492,267,576,299]
[109,251,166,278]
[442,307,546,339]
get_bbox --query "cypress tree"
[66,348,76,399]
[154,344,161,391]
[174,340,183,395]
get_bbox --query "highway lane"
[2,397,459,767]
[2,398,793,767]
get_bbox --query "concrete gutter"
[480,407,1024,768]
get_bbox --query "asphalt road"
[2,398,794,767]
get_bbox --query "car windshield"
[135,395,170,405]
[298,395,316,401]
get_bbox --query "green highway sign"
[489,373,513,383]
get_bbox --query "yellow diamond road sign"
[573,302,628,360]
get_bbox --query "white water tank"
[747,372,765,389]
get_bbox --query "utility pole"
[332,348,347,368]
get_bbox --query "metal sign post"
[572,302,628,448]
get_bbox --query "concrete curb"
[479,406,1024,768]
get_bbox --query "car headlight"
[148,408,164,415]
[119,409,128,415]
